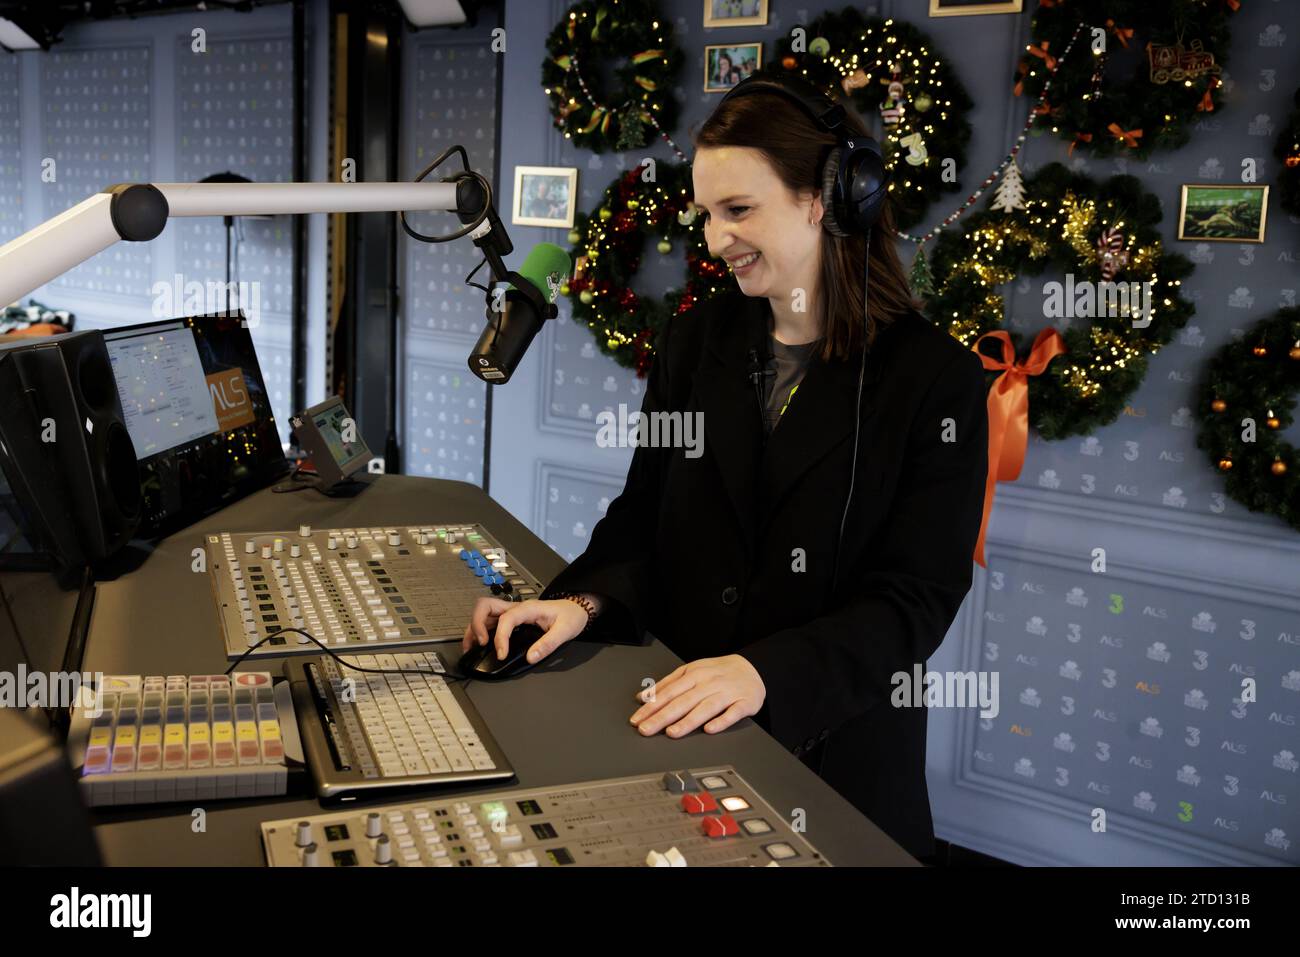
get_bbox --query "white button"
[299,524,312,537]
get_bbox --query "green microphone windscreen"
[510,242,571,305]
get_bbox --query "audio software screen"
[106,323,219,457]
[102,314,288,538]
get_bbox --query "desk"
[84,475,917,866]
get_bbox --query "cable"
[833,226,871,597]
[463,253,509,354]
[271,461,321,493]
[397,144,492,246]
[224,625,476,694]
[0,579,34,677]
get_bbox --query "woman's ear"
[809,193,825,227]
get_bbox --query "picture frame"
[703,0,769,29]
[1176,184,1269,243]
[704,42,762,93]
[512,166,578,229]
[929,0,1024,17]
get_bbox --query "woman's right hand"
[460,596,591,665]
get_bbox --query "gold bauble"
[1253,344,1268,357]
[1271,459,1288,476]
[1211,398,1227,413]
[1217,458,1234,471]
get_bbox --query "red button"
[702,814,740,838]
[681,793,718,814]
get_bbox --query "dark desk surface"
[84,475,916,866]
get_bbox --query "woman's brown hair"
[691,83,921,363]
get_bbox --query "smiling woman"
[690,82,920,362]
[472,73,990,864]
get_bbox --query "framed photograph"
[512,166,578,229]
[704,43,762,92]
[929,0,1024,16]
[703,0,768,29]
[1177,184,1269,243]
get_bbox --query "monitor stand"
[316,470,378,498]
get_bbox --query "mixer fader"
[207,523,546,660]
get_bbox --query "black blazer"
[539,288,989,859]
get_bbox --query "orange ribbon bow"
[1107,122,1143,148]
[970,328,1068,568]
[1223,0,1240,10]
[1105,20,1134,49]
[1027,41,1056,73]
[1198,76,1220,112]
[1068,131,1093,155]
[1014,61,1028,97]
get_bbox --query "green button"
[480,801,508,826]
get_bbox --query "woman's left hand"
[630,655,766,737]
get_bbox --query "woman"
[462,83,988,861]
[712,52,739,88]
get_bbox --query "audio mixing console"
[261,766,829,867]
[207,523,545,660]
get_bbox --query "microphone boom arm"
[0,180,473,307]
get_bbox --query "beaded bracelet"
[548,591,600,630]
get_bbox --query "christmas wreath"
[1014,0,1237,158]
[924,161,1196,441]
[559,163,732,375]
[1194,307,1300,529]
[759,6,974,231]
[542,0,684,154]
[1275,87,1300,218]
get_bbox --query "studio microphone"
[468,242,571,384]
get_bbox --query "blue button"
[459,550,471,562]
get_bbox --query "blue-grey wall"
[1,3,335,445]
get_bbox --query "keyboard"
[66,672,301,806]
[286,651,513,800]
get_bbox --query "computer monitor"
[102,314,289,538]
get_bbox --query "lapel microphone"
[746,347,774,437]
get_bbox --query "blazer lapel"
[693,293,769,558]
[692,292,895,554]
[759,312,890,522]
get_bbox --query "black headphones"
[717,72,890,236]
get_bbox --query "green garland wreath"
[1015,0,1237,158]
[924,161,1196,440]
[1195,307,1300,529]
[1274,87,1300,217]
[759,7,974,231]
[559,163,732,375]
[542,0,683,154]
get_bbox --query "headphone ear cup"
[819,146,852,238]
[844,142,889,232]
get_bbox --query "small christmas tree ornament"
[990,158,1027,214]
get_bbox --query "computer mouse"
[457,622,546,680]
